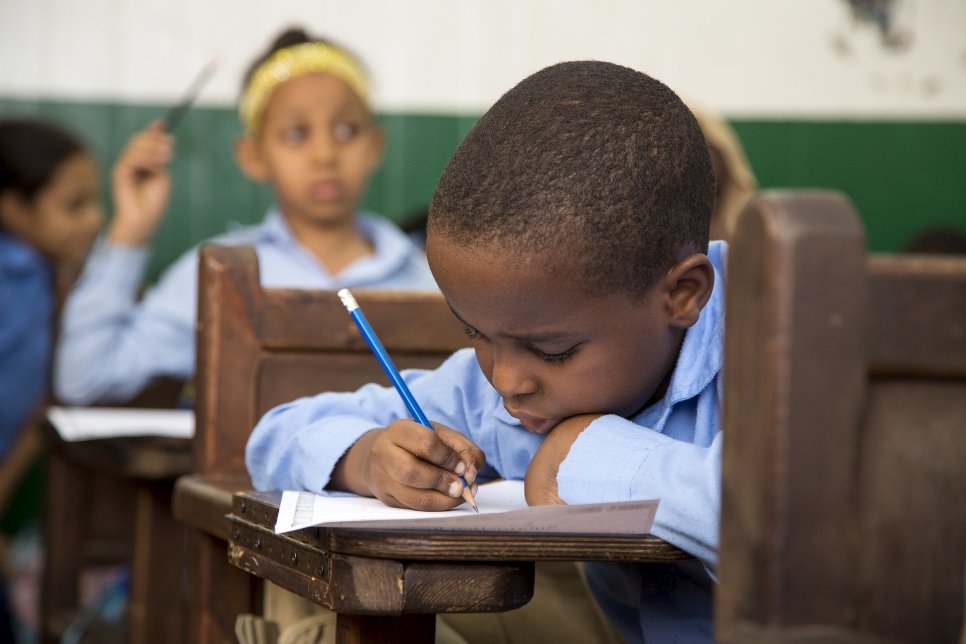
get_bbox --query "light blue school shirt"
[55,209,438,405]
[0,233,53,457]
[247,241,728,644]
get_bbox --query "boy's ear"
[663,253,715,329]
[234,135,270,182]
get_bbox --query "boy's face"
[236,72,384,228]
[427,235,686,434]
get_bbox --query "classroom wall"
[2,0,964,280]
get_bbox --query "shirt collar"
[258,207,419,282]
[656,240,728,408]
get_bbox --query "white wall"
[1,0,964,118]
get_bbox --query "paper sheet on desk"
[275,480,658,535]
[47,406,194,441]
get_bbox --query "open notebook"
[275,479,658,535]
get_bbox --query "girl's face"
[1,153,103,264]
[237,72,384,228]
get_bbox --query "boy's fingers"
[384,484,467,513]
[432,424,485,484]
[385,443,466,499]
[387,420,460,472]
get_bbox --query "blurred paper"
[275,480,658,535]
[47,406,194,441]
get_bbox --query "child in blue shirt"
[0,119,103,457]
[55,27,437,405]
[248,60,723,643]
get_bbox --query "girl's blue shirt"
[0,232,53,456]
[54,209,437,404]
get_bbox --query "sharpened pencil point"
[462,487,479,513]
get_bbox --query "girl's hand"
[108,121,174,247]
[332,420,484,512]
[524,413,601,506]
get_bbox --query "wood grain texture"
[717,190,966,644]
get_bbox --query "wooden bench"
[175,245,690,643]
[173,245,475,642]
[716,190,966,643]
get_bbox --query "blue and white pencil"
[337,288,479,512]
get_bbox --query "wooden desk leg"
[41,451,84,644]
[129,481,184,644]
[185,530,259,644]
[336,614,435,644]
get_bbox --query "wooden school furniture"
[716,191,966,643]
[174,245,581,643]
[228,490,687,644]
[41,380,190,644]
[177,244,687,644]
[179,250,690,643]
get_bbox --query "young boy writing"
[247,60,723,642]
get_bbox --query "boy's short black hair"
[428,60,715,295]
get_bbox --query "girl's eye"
[462,326,483,340]
[333,122,359,142]
[282,126,308,144]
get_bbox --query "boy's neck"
[284,214,374,276]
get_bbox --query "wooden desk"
[42,424,191,644]
[223,489,688,644]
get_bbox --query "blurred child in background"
[0,116,128,643]
[689,105,757,241]
[0,118,102,483]
[55,26,437,406]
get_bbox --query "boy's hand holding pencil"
[333,418,483,512]
[331,288,483,512]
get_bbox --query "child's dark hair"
[241,27,366,96]
[428,60,715,296]
[0,118,86,201]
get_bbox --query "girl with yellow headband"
[54,27,437,406]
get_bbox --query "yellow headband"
[239,42,369,134]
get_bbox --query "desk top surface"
[231,489,691,563]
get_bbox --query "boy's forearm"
[328,428,380,496]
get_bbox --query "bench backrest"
[717,190,966,643]
[194,245,469,478]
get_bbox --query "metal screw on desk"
[240,500,247,513]
[231,528,240,541]
[291,552,299,565]
[316,563,325,577]
[254,537,262,550]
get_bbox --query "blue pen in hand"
[337,289,479,512]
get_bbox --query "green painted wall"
[2,99,964,281]
[732,120,966,253]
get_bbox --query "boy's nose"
[490,353,538,398]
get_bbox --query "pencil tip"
[472,503,479,513]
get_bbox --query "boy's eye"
[333,121,359,142]
[462,326,483,340]
[534,346,578,364]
